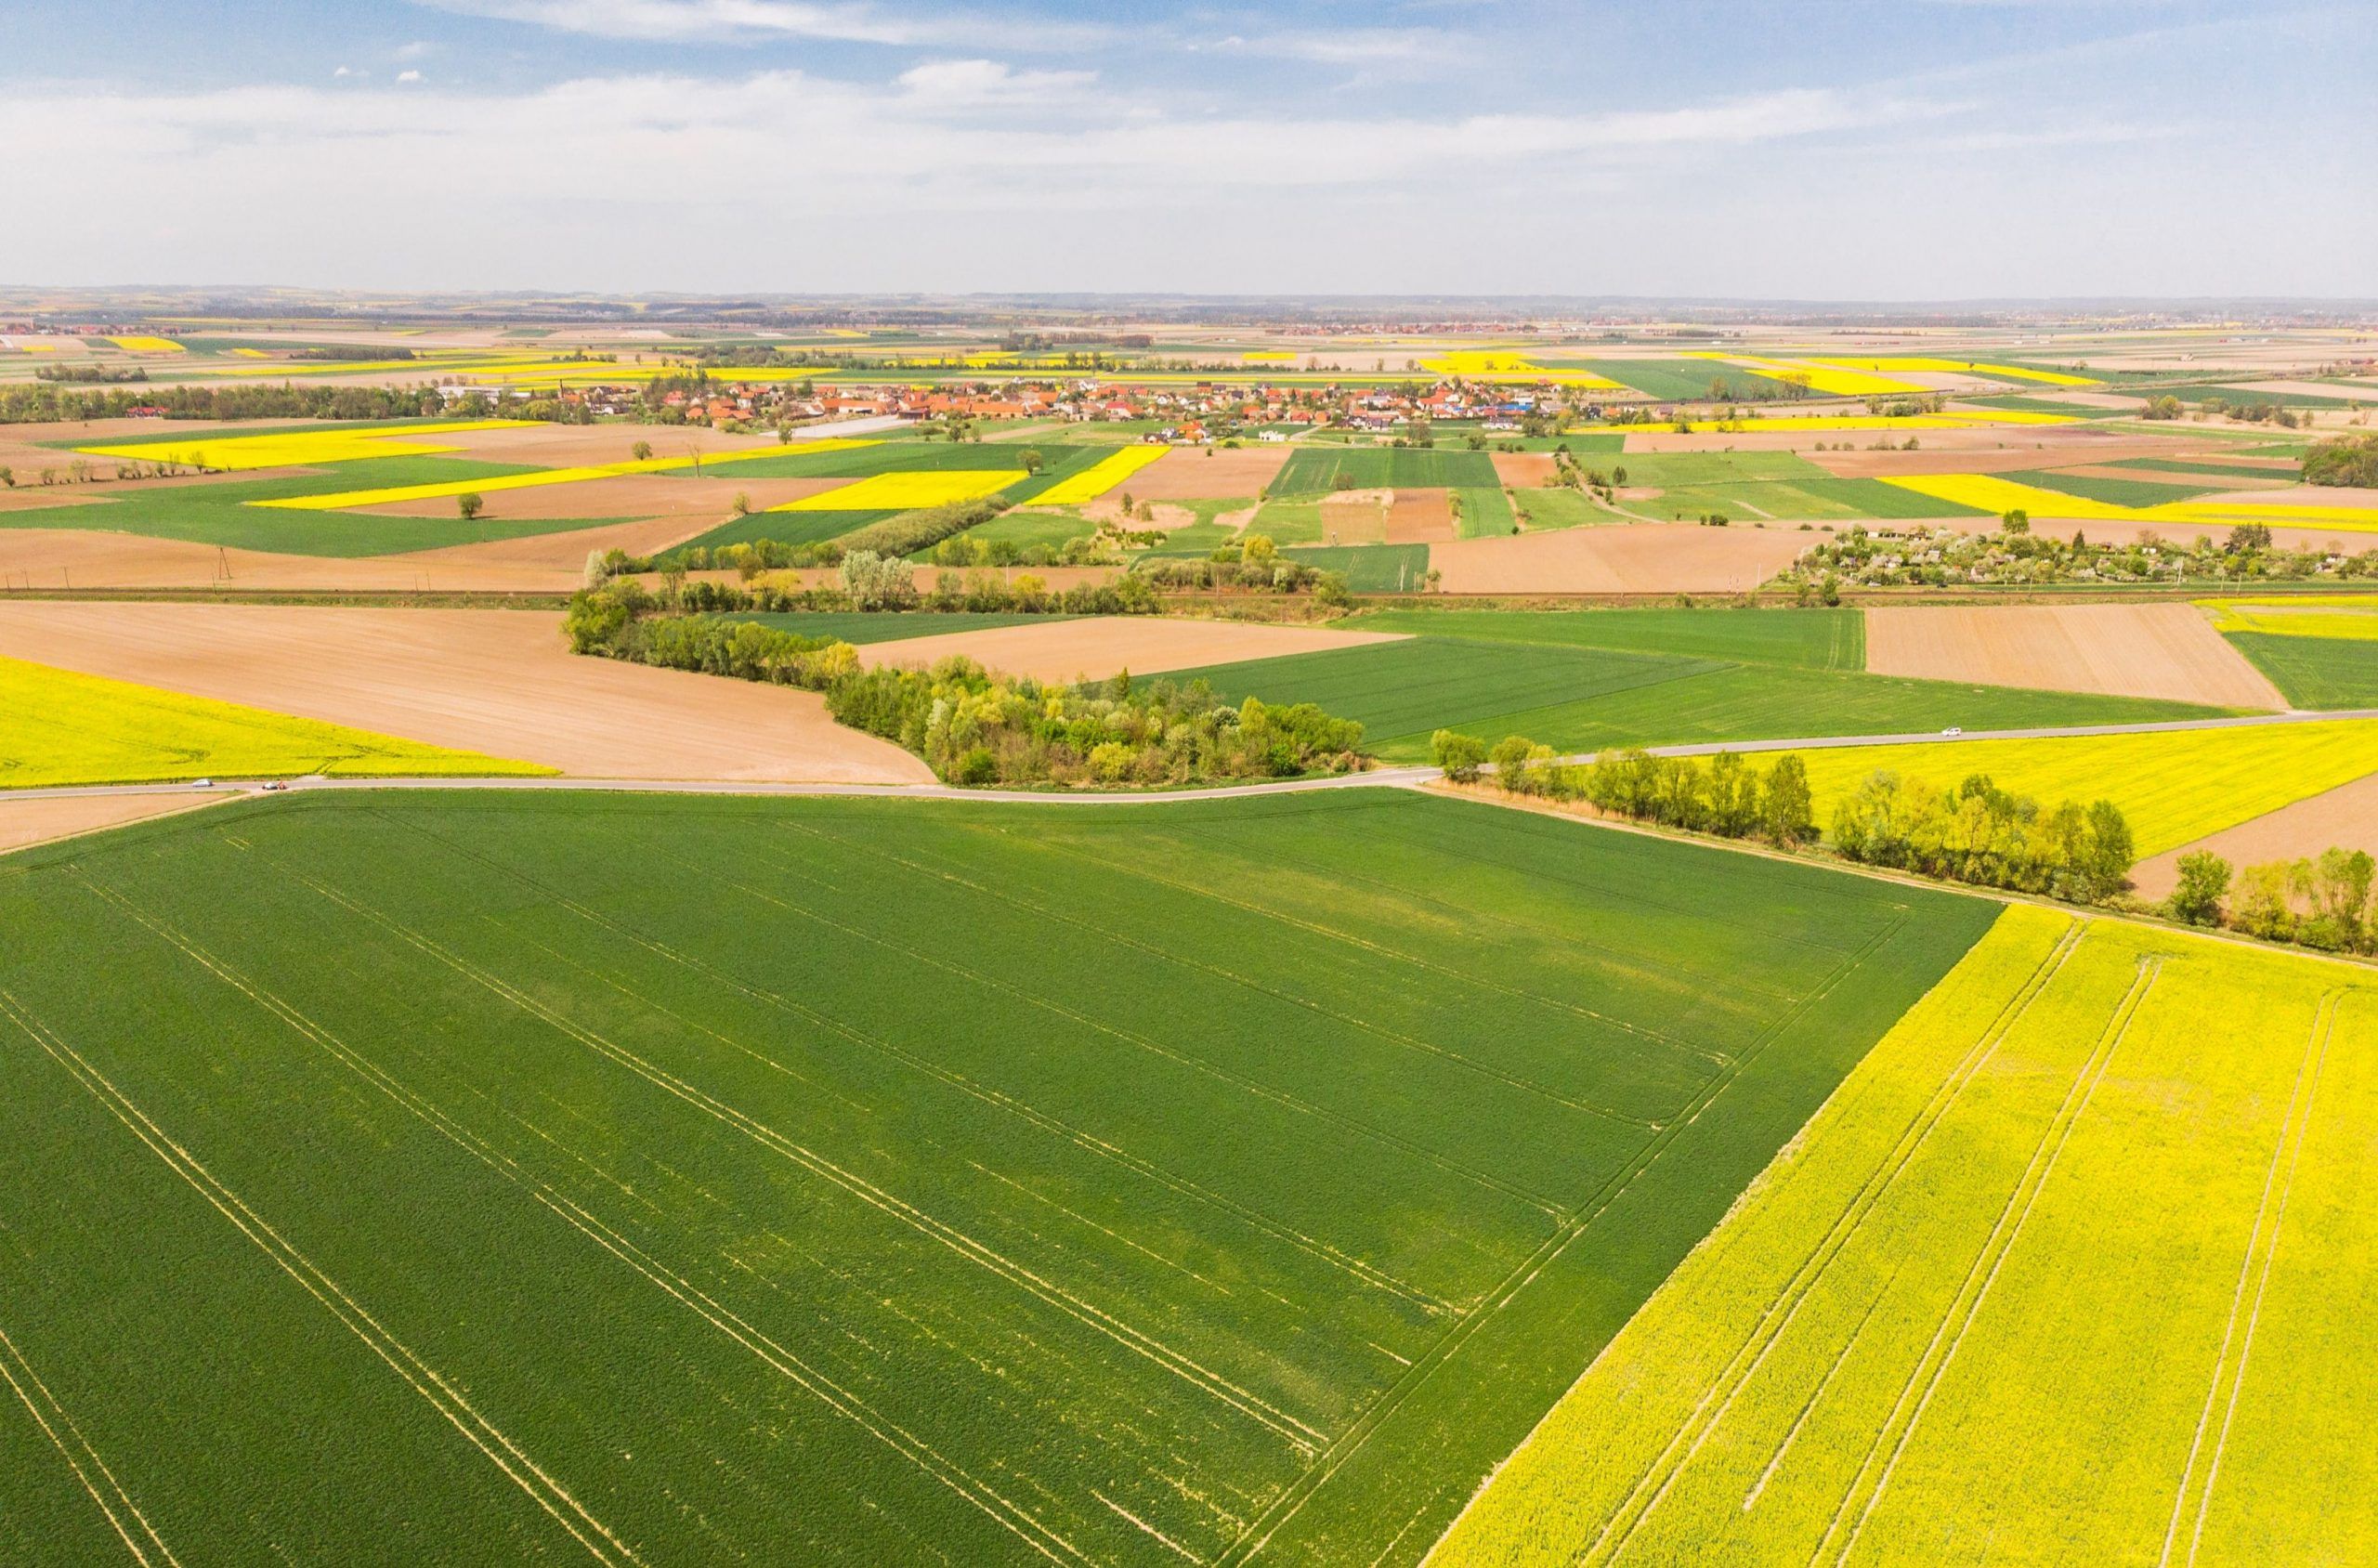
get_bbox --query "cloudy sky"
[2,0,2371,299]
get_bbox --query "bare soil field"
[2215,484,2378,511]
[1319,489,1390,543]
[1429,524,1810,595]
[1123,445,1289,500]
[1490,452,1559,487]
[353,474,848,519]
[2229,379,2378,403]
[0,602,929,783]
[2131,769,2378,900]
[397,515,721,570]
[0,791,230,856]
[0,529,583,591]
[1385,488,1457,543]
[1864,603,2287,708]
[855,615,1405,685]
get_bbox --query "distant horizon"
[3,0,2371,297]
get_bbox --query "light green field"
[1434,908,2378,1566]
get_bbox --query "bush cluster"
[1440,733,1819,847]
[1788,521,2378,588]
[2304,433,2378,490]
[565,581,1367,788]
[1829,770,2132,902]
[2167,846,2377,954]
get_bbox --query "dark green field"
[1280,543,1431,591]
[1171,635,2232,761]
[1339,607,1865,670]
[2005,468,2221,508]
[0,457,608,555]
[1273,448,1497,494]
[0,789,1992,1565]
[2110,456,2303,481]
[1568,359,1748,401]
[2224,631,2378,709]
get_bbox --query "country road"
[14,704,2374,813]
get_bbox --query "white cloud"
[411,0,1108,50]
[895,59,1097,106]
[333,65,355,77]
[397,69,425,84]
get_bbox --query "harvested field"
[1386,488,1458,542]
[1430,525,1809,595]
[1319,489,1391,543]
[0,787,1993,1565]
[1490,452,1559,487]
[1117,444,1289,500]
[0,602,930,783]
[855,613,1405,686]
[2132,767,2378,898]
[1865,603,2288,709]
[0,791,230,856]
[351,474,849,520]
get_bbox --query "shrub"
[1432,730,1487,782]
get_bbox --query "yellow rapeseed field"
[77,420,541,474]
[1770,718,2378,856]
[1421,349,1622,387]
[1679,352,1926,396]
[252,438,878,511]
[2201,602,2378,641]
[1821,356,2100,387]
[1432,908,2378,1566]
[768,469,1022,512]
[1882,472,2378,532]
[0,656,552,788]
[1023,444,1171,506]
[104,334,185,354]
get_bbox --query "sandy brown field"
[1864,603,2287,709]
[0,791,232,856]
[1430,524,1810,595]
[352,474,849,520]
[2130,769,2378,900]
[0,529,587,591]
[2228,379,2378,403]
[854,615,1405,685]
[1319,490,1389,543]
[1385,488,1457,542]
[1122,445,1289,501]
[1490,452,1559,487]
[425,423,791,466]
[0,601,930,783]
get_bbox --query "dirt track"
[1865,603,2287,709]
[1429,524,1810,595]
[0,602,931,783]
[2131,769,2378,899]
[855,615,1405,685]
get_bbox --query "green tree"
[631,439,654,462]
[1488,734,1535,785]
[1761,755,1818,846]
[2168,852,2232,925]
[2002,507,2030,534]
[1432,730,1487,782]
[1019,448,1046,475]
[457,492,484,520]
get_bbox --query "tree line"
[2166,846,2377,955]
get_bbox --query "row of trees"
[563,581,1367,787]
[1438,738,2136,906]
[0,381,455,425]
[2167,847,2378,954]
[594,561,1164,619]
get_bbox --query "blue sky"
[2,0,2371,298]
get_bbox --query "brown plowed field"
[1121,445,1289,501]
[0,602,930,783]
[1385,489,1457,543]
[2130,769,2378,900]
[1490,453,1558,486]
[1429,524,1810,595]
[855,615,1405,685]
[0,792,232,856]
[1864,603,2287,709]
[0,529,585,591]
[371,423,791,465]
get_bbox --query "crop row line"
[0,1314,181,1567]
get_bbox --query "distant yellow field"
[104,335,185,354]
[1421,349,1621,387]
[1025,445,1171,506]
[1822,356,2100,387]
[78,420,541,474]
[1679,352,1925,396]
[254,438,878,511]
[2202,601,2378,641]
[1771,718,2378,855]
[0,655,552,788]
[768,469,1022,512]
[1882,473,2378,532]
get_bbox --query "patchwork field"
[1274,448,1498,494]
[1775,718,2378,856]
[1175,633,2223,764]
[0,787,1995,1565]
[2205,597,2378,710]
[0,601,931,783]
[0,654,548,789]
[2130,767,2378,899]
[1864,603,2288,710]
[1433,908,2378,1567]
